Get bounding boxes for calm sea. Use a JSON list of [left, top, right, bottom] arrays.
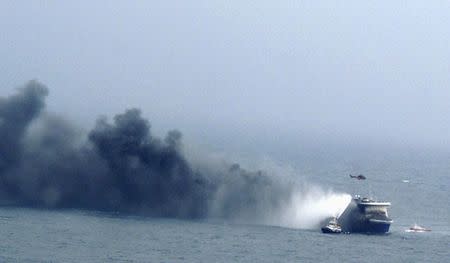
[[0, 161, 448, 262]]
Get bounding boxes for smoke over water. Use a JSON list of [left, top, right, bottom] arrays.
[[0, 81, 349, 229], [277, 190, 352, 229]]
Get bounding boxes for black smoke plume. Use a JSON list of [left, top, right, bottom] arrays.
[[0, 81, 292, 221]]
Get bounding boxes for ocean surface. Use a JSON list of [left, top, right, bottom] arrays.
[[0, 161, 449, 262]]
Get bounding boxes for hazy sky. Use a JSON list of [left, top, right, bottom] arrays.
[[1, 1, 450, 153]]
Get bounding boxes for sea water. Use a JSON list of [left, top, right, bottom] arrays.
[[0, 162, 448, 262]]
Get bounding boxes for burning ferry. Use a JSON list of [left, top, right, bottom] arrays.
[[334, 195, 393, 234]]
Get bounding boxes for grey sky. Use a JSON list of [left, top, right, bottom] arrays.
[[1, 1, 450, 153]]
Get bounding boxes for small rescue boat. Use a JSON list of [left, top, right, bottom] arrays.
[[321, 218, 342, 234], [405, 224, 431, 233]]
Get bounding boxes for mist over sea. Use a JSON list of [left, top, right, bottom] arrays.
[[0, 82, 448, 262], [2, 1, 450, 261], [0, 156, 448, 262]]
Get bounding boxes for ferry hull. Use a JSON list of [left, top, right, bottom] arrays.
[[366, 221, 391, 233]]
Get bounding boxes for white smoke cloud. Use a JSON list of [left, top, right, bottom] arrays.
[[274, 186, 351, 229]]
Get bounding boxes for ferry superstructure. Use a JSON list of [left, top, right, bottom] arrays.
[[337, 195, 393, 233]]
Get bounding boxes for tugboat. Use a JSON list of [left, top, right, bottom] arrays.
[[405, 224, 431, 233], [321, 218, 342, 234], [338, 195, 393, 234]]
